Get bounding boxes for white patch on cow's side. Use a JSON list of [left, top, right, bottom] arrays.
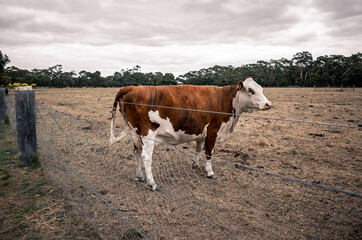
[[217, 116, 238, 143], [148, 110, 208, 146]]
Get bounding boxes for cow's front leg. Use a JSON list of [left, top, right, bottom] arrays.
[[193, 140, 204, 166], [205, 130, 217, 178], [142, 138, 157, 191], [205, 156, 214, 178]]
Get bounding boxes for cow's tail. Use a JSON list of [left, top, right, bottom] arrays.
[[110, 88, 130, 145]]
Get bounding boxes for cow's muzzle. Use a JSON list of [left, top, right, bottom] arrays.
[[264, 102, 272, 110]]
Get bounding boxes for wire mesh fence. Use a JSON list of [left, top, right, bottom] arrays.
[[4, 94, 362, 239]]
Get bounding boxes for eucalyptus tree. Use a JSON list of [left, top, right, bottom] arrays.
[[292, 51, 313, 86], [0, 51, 11, 86]]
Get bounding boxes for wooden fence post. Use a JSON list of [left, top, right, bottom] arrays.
[[0, 88, 6, 124], [15, 89, 37, 166]]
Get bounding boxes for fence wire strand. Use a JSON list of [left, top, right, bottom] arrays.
[[4, 94, 362, 239], [34, 92, 362, 129], [114, 101, 362, 129]]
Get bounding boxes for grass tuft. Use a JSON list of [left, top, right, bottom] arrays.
[[121, 228, 143, 240], [0, 168, 11, 180], [5, 115, 10, 125], [29, 155, 41, 170]]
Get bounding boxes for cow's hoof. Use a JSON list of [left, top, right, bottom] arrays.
[[149, 184, 157, 191], [207, 174, 215, 179], [136, 177, 146, 182], [147, 181, 157, 191], [192, 163, 200, 169]]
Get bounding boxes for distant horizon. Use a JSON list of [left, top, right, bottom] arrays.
[[4, 50, 361, 78]]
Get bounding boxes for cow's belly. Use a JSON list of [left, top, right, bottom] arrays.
[[148, 110, 208, 146], [154, 132, 202, 146]]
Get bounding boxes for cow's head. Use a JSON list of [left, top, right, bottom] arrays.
[[234, 77, 272, 113]]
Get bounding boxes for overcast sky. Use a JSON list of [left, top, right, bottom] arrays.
[[1, 0, 361, 76]]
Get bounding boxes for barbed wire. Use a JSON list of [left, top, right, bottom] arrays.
[[114, 101, 362, 129], [27, 89, 362, 129]]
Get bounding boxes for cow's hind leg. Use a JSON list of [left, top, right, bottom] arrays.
[[131, 135, 146, 182], [193, 140, 204, 166], [142, 136, 157, 191], [134, 145, 145, 182]]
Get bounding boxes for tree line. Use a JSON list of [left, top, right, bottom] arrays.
[[1, 51, 361, 88]]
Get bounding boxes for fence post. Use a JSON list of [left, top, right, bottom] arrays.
[[15, 89, 37, 166], [0, 88, 6, 124]]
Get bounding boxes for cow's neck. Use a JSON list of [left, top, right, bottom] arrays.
[[229, 89, 252, 132], [232, 89, 254, 114], [216, 87, 243, 140]]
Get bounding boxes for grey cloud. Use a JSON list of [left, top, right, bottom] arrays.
[[327, 15, 362, 38], [0, 3, 44, 31], [1, 0, 93, 14], [310, 0, 362, 39], [313, 0, 362, 19], [178, 0, 302, 43], [0, 0, 306, 47]]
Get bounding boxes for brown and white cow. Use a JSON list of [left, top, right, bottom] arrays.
[[110, 77, 271, 190]]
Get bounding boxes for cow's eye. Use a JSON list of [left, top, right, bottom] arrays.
[[248, 88, 255, 95]]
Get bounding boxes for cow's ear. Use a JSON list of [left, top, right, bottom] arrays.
[[238, 80, 243, 90]]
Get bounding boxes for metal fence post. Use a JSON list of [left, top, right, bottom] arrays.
[[15, 89, 37, 166], [0, 88, 6, 124]]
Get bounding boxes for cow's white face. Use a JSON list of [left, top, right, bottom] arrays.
[[234, 77, 272, 113]]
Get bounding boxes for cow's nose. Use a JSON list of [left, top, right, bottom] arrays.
[[265, 102, 272, 109]]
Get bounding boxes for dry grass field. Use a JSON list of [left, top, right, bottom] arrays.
[[35, 87, 361, 192], [17, 86, 361, 239], [0, 120, 101, 239]]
